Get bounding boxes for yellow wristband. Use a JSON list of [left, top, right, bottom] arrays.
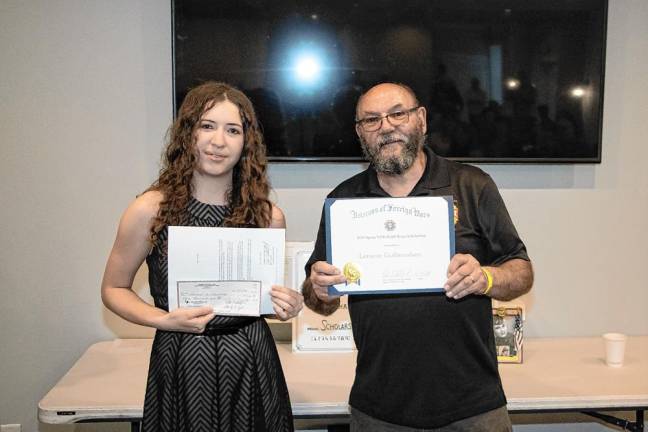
[[481, 267, 493, 295]]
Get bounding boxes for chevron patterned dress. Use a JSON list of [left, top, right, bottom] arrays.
[[143, 198, 294, 431]]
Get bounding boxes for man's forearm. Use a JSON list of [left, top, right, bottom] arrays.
[[484, 258, 533, 301], [302, 278, 340, 316]]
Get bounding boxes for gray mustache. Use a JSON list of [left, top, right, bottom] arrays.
[[377, 134, 407, 147]]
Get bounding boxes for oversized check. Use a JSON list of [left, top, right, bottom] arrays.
[[325, 196, 454, 295], [168, 226, 285, 315]]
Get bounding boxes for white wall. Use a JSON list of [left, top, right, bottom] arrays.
[[0, 1, 647, 431]]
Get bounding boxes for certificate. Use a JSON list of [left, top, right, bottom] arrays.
[[168, 226, 285, 315], [325, 196, 454, 295], [177, 280, 261, 316]]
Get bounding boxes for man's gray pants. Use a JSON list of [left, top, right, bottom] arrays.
[[350, 405, 512, 432]]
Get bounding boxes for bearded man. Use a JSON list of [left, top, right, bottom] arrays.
[[302, 83, 533, 432]]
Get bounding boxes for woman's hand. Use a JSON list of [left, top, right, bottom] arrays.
[[152, 306, 216, 333], [270, 285, 304, 321]]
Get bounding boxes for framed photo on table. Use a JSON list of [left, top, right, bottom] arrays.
[[493, 306, 524, 363]]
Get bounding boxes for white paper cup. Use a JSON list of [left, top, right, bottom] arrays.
[[602, 333, 627, 367]]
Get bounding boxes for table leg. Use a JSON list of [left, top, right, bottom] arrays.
[[636, 410, 644, 432], [583, 410, 645, 432]]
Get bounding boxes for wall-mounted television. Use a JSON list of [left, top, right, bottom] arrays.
[[172, 0, 607, 163]]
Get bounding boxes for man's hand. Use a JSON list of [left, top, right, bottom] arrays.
[[444, 253, 487, 300], [445, 255, 533, 301], [309, 261, 345, 302], [302, 261, 345, 315]]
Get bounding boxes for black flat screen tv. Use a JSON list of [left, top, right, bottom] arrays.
[[172, 0, 607, 163]]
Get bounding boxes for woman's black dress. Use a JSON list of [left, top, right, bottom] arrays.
[[142, 198, 294, 431]]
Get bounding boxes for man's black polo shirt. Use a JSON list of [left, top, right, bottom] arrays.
[[305, 146, 529, 428]]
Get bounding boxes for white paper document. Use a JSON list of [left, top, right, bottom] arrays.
[[177, 280, 261, 316], [168, 226, 285, 315], [325, 196, 454, 295]]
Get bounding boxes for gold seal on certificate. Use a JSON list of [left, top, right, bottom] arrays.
[[343, 262, 362, 285]]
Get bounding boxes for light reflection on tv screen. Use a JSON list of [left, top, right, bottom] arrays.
[[173, 0, 607, 163]]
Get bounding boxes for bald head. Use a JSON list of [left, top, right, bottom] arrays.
[[355, 83, 420, 121]]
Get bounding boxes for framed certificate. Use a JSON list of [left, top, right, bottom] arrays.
[[325, 196, 455, 295], [293, 296, 356, 352]]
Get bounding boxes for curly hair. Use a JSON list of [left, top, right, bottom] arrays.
[[146, 81, 272, 242]]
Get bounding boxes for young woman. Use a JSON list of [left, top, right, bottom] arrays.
[[101, 82, 302, 431]]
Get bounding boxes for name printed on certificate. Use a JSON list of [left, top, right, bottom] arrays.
[[177, 280, 261, 317], [168, 226, 285, 315], [325, 196, 454, 295]]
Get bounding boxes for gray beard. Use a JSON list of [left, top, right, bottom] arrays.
[[360, 128, 425, 175]]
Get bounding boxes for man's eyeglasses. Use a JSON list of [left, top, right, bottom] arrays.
[[355, 106, 420, 132]]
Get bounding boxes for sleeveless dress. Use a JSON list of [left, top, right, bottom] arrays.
[[142, 198, 294, 432]]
